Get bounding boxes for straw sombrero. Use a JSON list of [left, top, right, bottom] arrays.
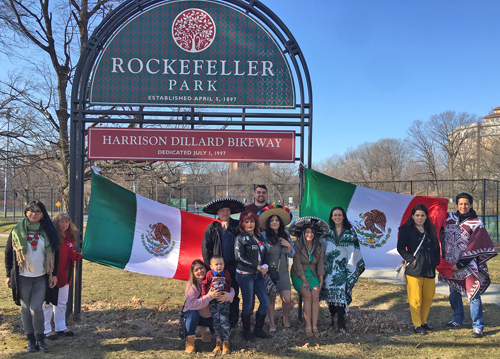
[[202, 198, 245, 215], [257, 205, 293, 230], [288, 216, 329, 238]]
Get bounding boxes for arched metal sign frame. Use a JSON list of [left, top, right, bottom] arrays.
[[69, 0, 313, 316]]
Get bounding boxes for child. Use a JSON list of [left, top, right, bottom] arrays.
[[202, 256, 232, 355], [43, 213, 82, 339]]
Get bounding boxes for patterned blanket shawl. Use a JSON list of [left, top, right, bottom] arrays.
[[438, 212, 497, 299], [320, 228, 365, 312]]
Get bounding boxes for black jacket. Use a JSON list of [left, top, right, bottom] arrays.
[[397, 224, 440, 278], [201, 218, 240, 269], [234, 231, 268, 273], [5, 232, 59, 306]]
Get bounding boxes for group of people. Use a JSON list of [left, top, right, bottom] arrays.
[[4, 188, 497, 354], [4, 200, 82, 353], [397, 193, 497, 338], [183, 185, 366, 354]]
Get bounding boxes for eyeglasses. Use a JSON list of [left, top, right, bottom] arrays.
[[28, 210, 43, 215]]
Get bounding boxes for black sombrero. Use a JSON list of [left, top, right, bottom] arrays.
[[288, 216, 329, 238], [257, 205, 293, 230], [202, 198, 245, 215]]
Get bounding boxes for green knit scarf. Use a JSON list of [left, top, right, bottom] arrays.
[[11, 218, 52, 273]]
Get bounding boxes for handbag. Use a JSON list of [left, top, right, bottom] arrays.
[[178, 301, 187, 340], [395, 232, 426, 283], [263, 272, 279, 297], [268, 255, 280, 284]]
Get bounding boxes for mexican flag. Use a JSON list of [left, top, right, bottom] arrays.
[[300, 168, 449, 269], [82, 173, 216, 280]]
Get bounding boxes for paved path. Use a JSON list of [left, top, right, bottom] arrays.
[[361, 268, 500, 305]]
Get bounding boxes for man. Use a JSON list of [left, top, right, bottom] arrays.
[[439, 192, 497, 338], [245, 185, 270, 215], [202, 198, 245, 329]]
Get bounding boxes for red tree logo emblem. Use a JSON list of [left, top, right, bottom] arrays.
[[172, 8, 216, 53]]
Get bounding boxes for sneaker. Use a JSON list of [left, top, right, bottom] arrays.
[[444, 321, 461, 329], [472, 328, 483, 338], [413, 326, 427, 335], [421, 323, 434, 330]]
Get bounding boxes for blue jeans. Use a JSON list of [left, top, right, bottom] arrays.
[[184, 310, 214, 336], [236, 272, 270, 316], [449, 286, 484, 330]]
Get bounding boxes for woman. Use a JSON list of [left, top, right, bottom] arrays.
[[320, 206, 365, 331], [258, 205, 294, 332], [234, 211, 270, 342], [183, 259, 234, 353], [44, 212, 82, 339], [4, 200, 60, 352], [289, 217, 329, 337], [397, 204, 440, 335]]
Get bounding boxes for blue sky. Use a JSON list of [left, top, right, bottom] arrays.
[[1, 0, 499, 167], [264, 0, 500, 164]]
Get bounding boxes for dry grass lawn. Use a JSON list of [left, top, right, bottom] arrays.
[[1, 230, 499, 358]]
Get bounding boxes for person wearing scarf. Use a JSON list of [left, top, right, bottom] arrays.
[[439, 193, 497, 338], [320, 206, 365, 331], [5, 200, 60, 353]]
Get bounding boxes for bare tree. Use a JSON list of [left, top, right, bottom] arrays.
[[374, 138, 409, 188], [406, 120, 443, 195], [0, 0, 118, 210], [428, 111, 477, 180], [261, 163, 298, 205]]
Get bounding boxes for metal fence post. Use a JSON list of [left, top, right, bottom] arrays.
[[482, 179, 486, 224], [13, 189, 16, 221]]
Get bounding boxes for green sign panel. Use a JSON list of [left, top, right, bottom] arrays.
[[90, 0, 295, 108]]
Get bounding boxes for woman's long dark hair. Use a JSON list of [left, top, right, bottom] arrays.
[[25, 200, 60, 251], [404, 204, 439, 249], [265, 215, 287, 246], [328, 206, 352, 230], [188, 260, 208, 291]]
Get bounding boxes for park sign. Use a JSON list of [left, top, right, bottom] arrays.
[[88, 128, 295, 162], [89, 0, 295, 108]]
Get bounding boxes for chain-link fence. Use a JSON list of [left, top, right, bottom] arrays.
[[0, 188, 63, 220], [132, 182, 301, 215], [3, 178, 498, 242]]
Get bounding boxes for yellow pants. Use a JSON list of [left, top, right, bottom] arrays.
[[405, 275, 435, 327]]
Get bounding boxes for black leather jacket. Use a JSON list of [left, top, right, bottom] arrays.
[[235, 231, 268, 273], [201, 217, 240, 269]]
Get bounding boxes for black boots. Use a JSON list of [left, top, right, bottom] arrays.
[[329, 304, 347, 330], [26, 333, 37, 352], [337, 306, 347, 330], [329, 304, 337, 326], [36, 334, 49, 352], [241, 314, 255, 342], [253, 313, 270, 339]]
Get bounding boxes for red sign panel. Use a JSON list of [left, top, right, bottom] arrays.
[[88, 128, 295, 162]]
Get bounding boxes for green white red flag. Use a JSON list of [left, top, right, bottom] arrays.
[[82, 173, 216, 280], [300, 167, 449, 269]]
